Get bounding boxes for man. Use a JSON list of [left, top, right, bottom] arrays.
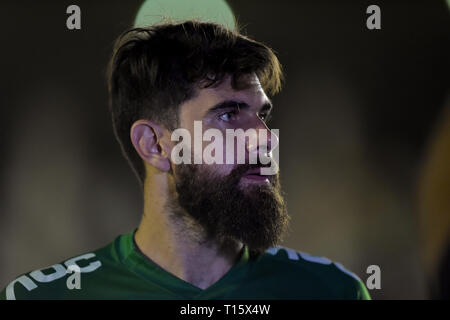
[[1, 21, 370, 300]]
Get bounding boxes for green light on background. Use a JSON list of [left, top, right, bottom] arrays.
[[134, 0, 236, 30]]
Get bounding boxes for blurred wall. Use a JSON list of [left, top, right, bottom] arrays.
[[0, 0, 449, 299]]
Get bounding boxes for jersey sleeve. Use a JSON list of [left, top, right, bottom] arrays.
[[333, 263, 371, 300], [0, 274, 35, 300], [355, 277, 371, 300], [264, 246, 373, 300]]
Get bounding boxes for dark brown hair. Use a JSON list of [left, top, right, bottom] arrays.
[[107, 20, 283, 185]]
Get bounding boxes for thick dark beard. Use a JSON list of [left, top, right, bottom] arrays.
[[171, 163, 289, 254]]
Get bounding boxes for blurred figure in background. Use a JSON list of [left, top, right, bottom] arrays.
[[418, 96, 450, 299]]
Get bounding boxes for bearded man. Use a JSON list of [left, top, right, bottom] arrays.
[[1, 21, 370, 300]]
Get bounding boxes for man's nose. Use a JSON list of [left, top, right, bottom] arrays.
[[245, 120, 279, 158]]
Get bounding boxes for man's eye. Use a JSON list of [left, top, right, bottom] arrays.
[[219, 111, 237, 122]]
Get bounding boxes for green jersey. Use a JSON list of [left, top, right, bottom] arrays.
[[1, 230, 371, 300]]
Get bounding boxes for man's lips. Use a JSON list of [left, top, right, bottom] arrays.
[[242, 167, 270, 181]]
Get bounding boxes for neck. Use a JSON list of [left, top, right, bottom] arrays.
[[134, 170, 244, 290]]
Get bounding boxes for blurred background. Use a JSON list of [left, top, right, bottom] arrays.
[[0, 0, 449, 299]]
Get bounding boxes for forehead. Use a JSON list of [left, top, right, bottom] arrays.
[[179, 74, 268, 123]]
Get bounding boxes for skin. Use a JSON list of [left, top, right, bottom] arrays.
[[131, 74, 278, 290]]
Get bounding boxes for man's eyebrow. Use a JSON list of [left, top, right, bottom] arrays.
[[206, 99, 273, 115], [207, 100, 250, 113]]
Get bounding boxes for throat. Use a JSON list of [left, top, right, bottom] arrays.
[[134, 215, 244, 290]]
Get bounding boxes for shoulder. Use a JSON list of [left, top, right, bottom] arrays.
[[253, 246, 371, 299], [0, 235, 126, 300]]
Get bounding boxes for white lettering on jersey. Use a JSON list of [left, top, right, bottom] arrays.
[[298, 252, 332, 265], [266, 246, 362, 282], [5, 252, 102, 300], [335, 262, 362, 282], [29, 264, 67, 283], [266, 246, 300, 260], [6, 275, 37, 300], [64, 253, 102, 273]]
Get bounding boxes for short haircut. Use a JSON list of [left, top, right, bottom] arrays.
[[107, 20, 283, 185]]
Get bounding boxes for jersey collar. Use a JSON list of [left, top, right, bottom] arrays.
[[116, 229, 251, 299]]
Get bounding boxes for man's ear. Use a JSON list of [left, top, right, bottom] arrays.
[[130, 120, 171, 172]]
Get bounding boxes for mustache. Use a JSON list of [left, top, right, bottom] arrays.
[[173, 162, 279, 190], [226, 163, 277, 186], [230, 163, 268, 177]]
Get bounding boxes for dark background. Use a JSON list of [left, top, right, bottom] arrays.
[[0, 0, 449, 299]]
